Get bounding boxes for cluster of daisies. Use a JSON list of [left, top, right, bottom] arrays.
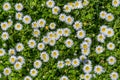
[[0, 0, 119, 80]]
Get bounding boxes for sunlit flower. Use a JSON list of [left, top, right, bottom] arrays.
[[23, 15, 32, 24], [46, 0, 55, 8], [15, 43, 24, 52], [15, 3, 23, 11], [1, 32, 9, 40], [59, 13, 66, 22], [77, 29, 86, 39], [83, 64, 92, 73], [9, 55, 16, 64], [24, 76, 32, 80], [73, 21, 82, 30], [100, 25, 108, 35], [99, 11, 107, 19], [94, 65, 104, 75], [107, 56, 116, 65], [14, 62, 22, 70], [28, 39, 36, 48], [49, 22, 56, 30], [31, 21, 39, 29], [57, 61, 64, 68], [52, 6, 60, 15], [83, 0, 89, 6], [37, 43, 45, 51], [8, 48, 16, 55], [37, 19, 46, 28], [72, 58, 80, 67], [51, 50, 59, 59], [17, 56, 25, 64], [84, 73, 92, 80], [3, 2, 11, 11], [112, 0, 120, 7], [1, 22, 9, 31], [95, 45, 104, 54], [30, 68, 38, 77], [110, 72, 119, 80], [40, 52, 49, 62], [105, 13, 114, 22], [0, 48, 6, 57], [15, 12, 23, 20], [60, 75, 69, 80], [65, 58, 71, 66], [105, 28, 114, 37], [74, 1, 83, 9], [63, 28, 71, 37], [65, 16, 74, 25], [14, 23, 23, 31], [33, 60, 42, 69], [97, 33, 106, 43], [107, 42, 115, 50], [63, 5, 71, 13], [65, 38, 74, 48], [3, 67, 11, 76]]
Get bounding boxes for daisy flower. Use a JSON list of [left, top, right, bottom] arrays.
[[65, 38, 74, 48], [24, 76, 32, 80], [63, 5, 72, 13], [8, 48, 16, 55], [15, 3, 23, 11], [37, 43, 45, 51], [40, 52, 49, 62], [110, 72, 119, 80], [84, 74, 92, 80], [1, 22, 9, 31], [99, 11, 107, 19], [42, 36, 50, 44], [23, 15, 32, 24], [77, 29, 86, 39], [79, 55, 87, 61], [51, 50, 59, 59], [65, 16, 74, 25], [17, 56, 25, 64], [0, 48, 6, 57], [37, 19, 46, 28], [32, 29, 40, 37], [54, 32, 60, 40], [46, 0, 55, 8], [67, 2, 75, 10], [83, 64, 92, 73], [57, 28, 63, 36], [49, 22, 56, 30], [59, 13, 66, 22], [60, 75, 69, 80], [81, 49, 90, 56], [65, 58, 71, 66], [105, 13, 114, 22], [14, 23, 23, 31], [15, 43, 24, 52], [107, 42, 115, 50], [47, 32, 55, 39], [52, 6, 60, 15], [100, 25, 108, 35], [3, 67, 11, 76], [71, 58, 80, 67], [15, 12, 23, 20], [7, 19, 13, 28], [80, 42, 89, 49], [107, 56, 116, 65], [57, 61, 64, 68], [9, 55, 16, 64], [33, 60, 42, 69], [28, 39, 36, 48], [94, 65, 104, 75], [31, 21, 39, 29], [73, 21, 82, 30], [105, 28, 114, 37], [1, 32, 9, 40], [74, 1, 83, 9], [14, 62, 22, 70], [82, 0, 89, 6], [49, 39, 56, 46], [95, 45, 104, 54], [80, 74, 84, 79], [63, 28, 71, 37], [84, 37, 92, 45], [97, 33, 106, 43], [30, 68, 38, 77], [112, 0, 120, 7], [3, 2, 11, 11]]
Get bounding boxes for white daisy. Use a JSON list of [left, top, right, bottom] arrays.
[[71, 58, 80, 67], [51, 50, 59, 59], [1, 22, 9, 31], [80, 42, 90, 49], [97, 33, 106, 43], [84, 74, 92, 80], [14, 23, 23, 31], [49, 39, 56, 46], [65, 38, 74, 48], [37, 43, 45, 51], [107, 42, 115, 50], [99, 11, 107, 19], [3, 2, 11, 11], [59, 13, 66, 22], [112, 0, 120, 7], [46, 0, 55, 8], [57, 28, 63, 36], [95, 45, 104, 54], [3, 67, 11, 76], [32, 29, 40, 37], [79, 55, 87, 61], [24, 76, 32, 80], [81, 49, 90, 56], [7, 19, 13, 28], [8, 48, 16, 55], [65, 16, 74, 25], [37, 19, 46, 28], [15, 43, 24, 52], [63, 28, 71, 37], [74, 1, 83, 9], [65, 58, 71, 66], [110, 72, 119, 80], [31, 21, 39, 29], [47, 32, 55, 39], [84, 37, 92, 45], [54, 32, 60, 40], [42, 36, 50, 44], [105, 28, 114, 37], [17, 56, 25, 64], [73, 21, 82, 30], [28, 39, 36, 48], [30, 68, 38, 77], [83, 64, 92, 73], [15, 3, 23, 11], [0, 48, 6, 57], [105, 13, 114, 22], [33, 60, 42, 69], [40, 52, 49, 62], [100, 25, 108, 35], [1, 32, 9, 40], [63, 5, 71, 13], [49, 22, 56, 30], [94, 65, 104, 75], [23, 15, 32, 24], [9, 55, 16, 64], [57, 61, 64, 68], [77, 29, 86, 39], [107, 56, 116, 65], [60, 75, 69, 80], [14, 62, 22, 70], [52, 6, 60, 15], [15, 12, 23, 20], [82, 0, 89, 6]]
